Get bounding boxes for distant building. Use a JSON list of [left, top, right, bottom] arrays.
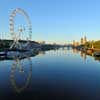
[[76, 42, 79, 46], [72, 35, 87, 46], [83, 36, 87, 44], [73, 40, 79, 47], [81, 37, 84, 45], [38, 41, 46, 45], [73, 40, 75, 46], [80, 36, 87, 45]]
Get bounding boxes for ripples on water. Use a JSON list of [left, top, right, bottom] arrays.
[[0, 48, 100, 100]]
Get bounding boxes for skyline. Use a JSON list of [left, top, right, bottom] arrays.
[[0, 0, 100, 44]]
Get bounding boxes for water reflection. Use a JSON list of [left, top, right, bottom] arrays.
[[45, 47, 68, 56], [80, 51, 87, 61], [72, 48, 100, 62], [1, 48, 100, 100], [73, 48, 80, 54], [10, 56, 32, 93], [38, 51, 45, 56]]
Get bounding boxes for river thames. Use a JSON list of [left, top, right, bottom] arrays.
[[0, 48, 100, 100]]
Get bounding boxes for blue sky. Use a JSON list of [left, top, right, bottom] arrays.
[[0, 0, 100, 43]]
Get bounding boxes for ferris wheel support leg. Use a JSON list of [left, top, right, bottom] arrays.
[[10, 42, 16, 49]]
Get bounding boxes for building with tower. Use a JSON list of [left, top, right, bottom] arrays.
[[80, 36, 87, 45]]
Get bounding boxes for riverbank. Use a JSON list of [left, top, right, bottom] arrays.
[[0, 40, 62, 51], [0, 40, 63, 60], [74, 44, 100, 57]]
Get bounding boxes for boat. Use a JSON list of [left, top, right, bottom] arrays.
[[0, 52, 7, 56], [93, 52, 100, 57]]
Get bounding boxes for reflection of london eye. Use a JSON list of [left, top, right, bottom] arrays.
[[10, 57, 32, 93], [9, 8, 32, 49]]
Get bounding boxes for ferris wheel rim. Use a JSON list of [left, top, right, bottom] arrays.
[[9, 8, 32, 49]]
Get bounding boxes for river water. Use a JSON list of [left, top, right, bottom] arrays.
[[0, 48, 100, 100]]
